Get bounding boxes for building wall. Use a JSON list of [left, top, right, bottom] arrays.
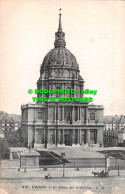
[[97, 128, 103, 146], [0, 111, 21, 132], [104, 115, 125, 131], [21, 156, 39, 168], [87, 105, 104, 125], [21, 103, 104, 148], [103, 130, 118, 147]]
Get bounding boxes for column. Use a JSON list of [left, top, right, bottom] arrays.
[[62, 129, 64, 144], [34, 109, 36, 123], [47, 129, 50, 145], [77, 130, 80, 145], [28, 126, 34, 148], [96, 129, 99, 144], [85, 108, 88, 124], [57, 129, 60, 144], [54, 106, 56, 122], [62, 84, 65, 97], [49, 84, 52, 97], [59, 129, 62, 144], [57, 105, 59, 123], [35, 129, 38, 144], [79, 107, 80, 121], [79, 129, 81, 145], [44, 129, 45, 144], [77, 107, 79, 121], [62, 106, 64, 121], [61, 129, 63, 144], [74, 84, 76, 97], [55, 129, 56, 144], [72, 107, 74, 122], [51, 84, 54, 98], [72, 129, 75, 145], [41, 80, 43, 98], [80, 85, 83, 97], [63, 84, 65, 97], [86, 129, 90, 146]]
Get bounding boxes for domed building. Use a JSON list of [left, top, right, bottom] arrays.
[[21, 14, 104, 148]]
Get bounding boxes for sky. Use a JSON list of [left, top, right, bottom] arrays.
[[0, 0, 125, 116]]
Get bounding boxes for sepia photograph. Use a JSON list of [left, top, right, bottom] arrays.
[[0, 0, 125, 193]]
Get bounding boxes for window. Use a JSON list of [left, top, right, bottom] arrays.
[[56, 87, 61, 97], [57, 70, 60, 77], [67, 70, 70, 77], [60, 107, 63, 121], [38, 112, 43, 119], [67, 87, 71, 97], [64, 107, 72, 124], [74, 107, 78, 121], [90, 113, 95, 120]]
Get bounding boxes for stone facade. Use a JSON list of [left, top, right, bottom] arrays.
[[21, 14, 104, 148], [118, 128, 125, 147], [20, 148, 40, 168]]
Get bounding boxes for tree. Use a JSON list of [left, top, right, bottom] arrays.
[[0, 138, 10, 159], [4, 127, 25, 147]]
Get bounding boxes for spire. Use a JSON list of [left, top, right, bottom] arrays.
[[54, 9, 66, 48], [58, 13, 62, 31]]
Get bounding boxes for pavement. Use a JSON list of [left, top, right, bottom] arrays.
[[0, 168, 125, 179], [1, 167, 125, 194]]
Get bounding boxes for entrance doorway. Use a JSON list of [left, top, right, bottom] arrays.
[[90, 130, 97, 144], [64, 134, 72, 146]]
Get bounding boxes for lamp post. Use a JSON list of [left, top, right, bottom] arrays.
[[105, 151, 110, 172], [105, 151, 107, 170], [20, 155, 21, 169], [55, 101, 58, 147], [118, 164, 120, 176], [45, 100, 48, 148], [61, 153, 65, 177]]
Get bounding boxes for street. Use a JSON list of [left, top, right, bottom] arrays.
[[0, 176, 125, 194]]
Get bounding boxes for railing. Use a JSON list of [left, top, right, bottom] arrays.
[[1, 157, 125, 170], [39, 158, 125, 169]]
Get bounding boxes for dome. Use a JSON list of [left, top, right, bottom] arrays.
[[41, 47, 78, 69], [40, 13, 79, 71], [37, 12, 84, 98], [39, 13, 83, 81]]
